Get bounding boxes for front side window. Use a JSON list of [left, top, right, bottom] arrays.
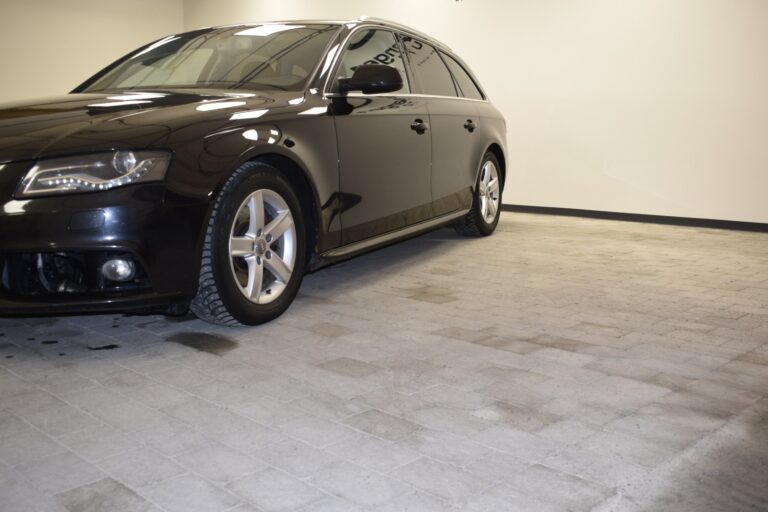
[[333, 29, 410, 94], [84, 24, 339, 92], [441, 52, 484, 100], [402, 38, 457, 97]]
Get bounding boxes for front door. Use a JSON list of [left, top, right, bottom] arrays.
[[329, 28, 432, 245]]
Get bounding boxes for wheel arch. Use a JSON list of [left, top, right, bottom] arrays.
[[203, 151, 322, 268], [486, 143, 506, 188], [251, 153, 320, 266]]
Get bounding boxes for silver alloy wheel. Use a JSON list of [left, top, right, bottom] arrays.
[[478, 160, 501, 223], [228, 189, 297, 304]]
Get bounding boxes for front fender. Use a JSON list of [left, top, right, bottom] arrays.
[[164, 106, 341, 267]]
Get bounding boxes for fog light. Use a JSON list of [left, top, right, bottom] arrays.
[[101, 258, 135, 282]]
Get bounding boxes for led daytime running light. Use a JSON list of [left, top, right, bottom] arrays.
[[17, 150, 169, 197]]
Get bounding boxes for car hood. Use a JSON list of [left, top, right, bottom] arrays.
[[0, 90, 305, 164]]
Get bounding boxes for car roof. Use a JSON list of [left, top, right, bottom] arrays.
[[205, 17, 452, 52]]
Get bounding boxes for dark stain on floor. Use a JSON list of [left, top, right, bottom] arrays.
[[41, 340, 58, 345], [164, 312, 198, 323], [136, 313, 196, 330], [54, 330, 84, 338], [87, 344, 120, 351], [636, 406, 768, 511], [24, 318, 59, 327], [137, 320, 170, 329], [165, 332, 238, 355]]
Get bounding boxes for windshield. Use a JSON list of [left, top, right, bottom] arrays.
[[84, 24, 339, 93]]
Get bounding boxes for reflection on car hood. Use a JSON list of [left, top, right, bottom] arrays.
[[0, 90, 303, 164]]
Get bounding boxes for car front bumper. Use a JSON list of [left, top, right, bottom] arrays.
[[0, 170, 207, 316]]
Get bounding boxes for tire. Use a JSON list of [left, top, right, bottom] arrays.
[[191, 161, 306, 326], [454, 151, 503, 237]]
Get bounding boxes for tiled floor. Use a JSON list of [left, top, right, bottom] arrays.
[[1, 212, 767, 512]]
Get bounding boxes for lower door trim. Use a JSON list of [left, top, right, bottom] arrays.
[[321, 209, 469, 260]]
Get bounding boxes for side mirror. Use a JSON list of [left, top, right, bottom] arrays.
[[338, 64, 403, 95]]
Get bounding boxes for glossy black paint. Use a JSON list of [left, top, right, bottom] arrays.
[[0, 19, 507, 316]]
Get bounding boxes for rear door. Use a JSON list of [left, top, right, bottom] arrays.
[[402, 37, 481, 216], [329, 28, 432, 245]]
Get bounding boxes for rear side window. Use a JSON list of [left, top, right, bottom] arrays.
[[402, 37, 457, 97], [334, 29, 410, 94], [441, 52, 484, 100]]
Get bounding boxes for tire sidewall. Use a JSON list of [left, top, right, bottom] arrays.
[[474, 152, 502, 236], [210, 165, 306, 325]]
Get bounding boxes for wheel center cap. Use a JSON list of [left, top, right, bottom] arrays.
[[254, 239, 268, 255]]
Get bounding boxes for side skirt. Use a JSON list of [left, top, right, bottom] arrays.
[[308, 209, 469, 271]]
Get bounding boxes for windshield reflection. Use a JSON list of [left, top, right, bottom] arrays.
[[84, 24, 339, 94]]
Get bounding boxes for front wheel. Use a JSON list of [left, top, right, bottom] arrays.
[[191, 162, 306, 326], [454, 152, 502, 236]]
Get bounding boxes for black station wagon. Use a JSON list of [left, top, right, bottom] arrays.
[[0, 17, 507, 325]]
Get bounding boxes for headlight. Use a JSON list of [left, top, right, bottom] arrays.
[[16, 150, 170, 197]]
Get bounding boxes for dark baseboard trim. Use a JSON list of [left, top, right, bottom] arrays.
[[501, 204, 768, 233]]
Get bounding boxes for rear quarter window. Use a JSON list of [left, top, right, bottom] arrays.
[[441, 52, 484, 100], [402, 37, 457, 97]]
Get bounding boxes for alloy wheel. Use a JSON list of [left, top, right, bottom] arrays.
[[228, 189, 297, 304], [478, 160, 501, 223]]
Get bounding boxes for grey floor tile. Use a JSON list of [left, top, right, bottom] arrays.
[[21, 403, 99, 437], [504, 464, 613, 510], [1, 472, 69, 512], [326, 433, 420, 473], [175, 442, 267, 484], [389, 457, 488, 502], [537, 419, 599, 445], [142, 473, 242, 512], [578, 430, 673, 468], [403, 429, 492, 466], [16, 451, 107, 494], [0, 428, 67, 466], [458, 483, 561, 512], [57, 424, 136, 463], [470, 426, 561, 462], [0, 411, 29, 438], [290, 392, 370, 421], [254, 438, 340, 478], [226, 393, 306, 426], [464, 452, 531, 484], [315, 357, 382, 378], [55, 478, 154, 512], [297, 496, 360, 512], [3, 213, 768, 510], [277, 413, 357, 448], [212, 422, 286, 455], [98, 447, 186, 488], [368, 491, 449, 512], [342, 410, 423, 443], [309, 460, 413, 507], [228, 467, 327, 511]]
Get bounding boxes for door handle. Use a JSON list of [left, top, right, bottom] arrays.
[[410, 119, 428, 135], [464, 119, 477, 133]]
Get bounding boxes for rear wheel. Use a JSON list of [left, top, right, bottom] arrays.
[[191, 162, 306, 326], [454, 152, 502, 236]]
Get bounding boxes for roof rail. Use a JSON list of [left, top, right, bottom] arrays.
[[356, 16, 452, 50]]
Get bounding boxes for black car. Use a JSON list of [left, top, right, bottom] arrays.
[[0, 18, 507, 325]]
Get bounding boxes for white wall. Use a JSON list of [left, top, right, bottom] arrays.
[[0, 0, 184, 102], [185, 0, 768, 224], [2, 0, 767, 223]]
